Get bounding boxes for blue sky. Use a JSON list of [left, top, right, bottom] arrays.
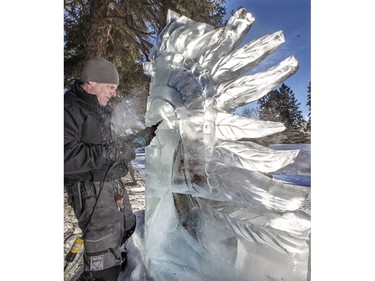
[[224, 0, 311, 118]]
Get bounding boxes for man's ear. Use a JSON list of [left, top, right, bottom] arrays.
[[87, 81, 95, 86]]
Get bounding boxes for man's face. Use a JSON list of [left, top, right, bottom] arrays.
[[87, 82, 118, 106]]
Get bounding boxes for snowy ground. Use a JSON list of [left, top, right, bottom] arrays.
[[64, 146, 310, 281]]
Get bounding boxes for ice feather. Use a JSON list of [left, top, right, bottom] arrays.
[[214, 56, 299, 111], [215, 112, 286, 140], [211, 31, 286, 83], [213, 141, 299, 173]]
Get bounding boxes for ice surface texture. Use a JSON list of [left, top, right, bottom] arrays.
[[139, 8, 311, 281]]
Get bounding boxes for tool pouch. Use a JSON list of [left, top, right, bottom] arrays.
[[84, 229, 123, 272]]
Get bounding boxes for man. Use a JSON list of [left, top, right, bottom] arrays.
[[64, 57, 158, 280]]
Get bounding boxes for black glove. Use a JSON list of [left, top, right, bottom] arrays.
[[132, 122, 161, 147]]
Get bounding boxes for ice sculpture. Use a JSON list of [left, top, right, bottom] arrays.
[[137, 8, 311, 281]]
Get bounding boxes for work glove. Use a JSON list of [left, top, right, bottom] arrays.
[[131, 122, 161, 148], [103, 121, 161, 162]]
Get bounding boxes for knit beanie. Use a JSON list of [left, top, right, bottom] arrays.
[[81, 58, 120, 85]]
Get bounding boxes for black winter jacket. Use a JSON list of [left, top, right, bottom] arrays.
[[64, 82, 129, 184]]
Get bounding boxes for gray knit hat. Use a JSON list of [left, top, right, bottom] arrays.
[[81, 58, 120, 85]]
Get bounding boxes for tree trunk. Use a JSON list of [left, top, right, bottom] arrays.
[[85, 0, 113, 58]]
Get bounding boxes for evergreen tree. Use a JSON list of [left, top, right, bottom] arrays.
[[281, 84, 306, 131], [64, 0, 227, 115], [305, 81, 311, 133], [239, 106, 259, 119], [257, 83, 307, 144]]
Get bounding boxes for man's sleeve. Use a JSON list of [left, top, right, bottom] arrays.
[[64, 103, 107, 175]]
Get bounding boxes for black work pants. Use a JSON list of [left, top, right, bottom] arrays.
[[66, 179, 136, 280]]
